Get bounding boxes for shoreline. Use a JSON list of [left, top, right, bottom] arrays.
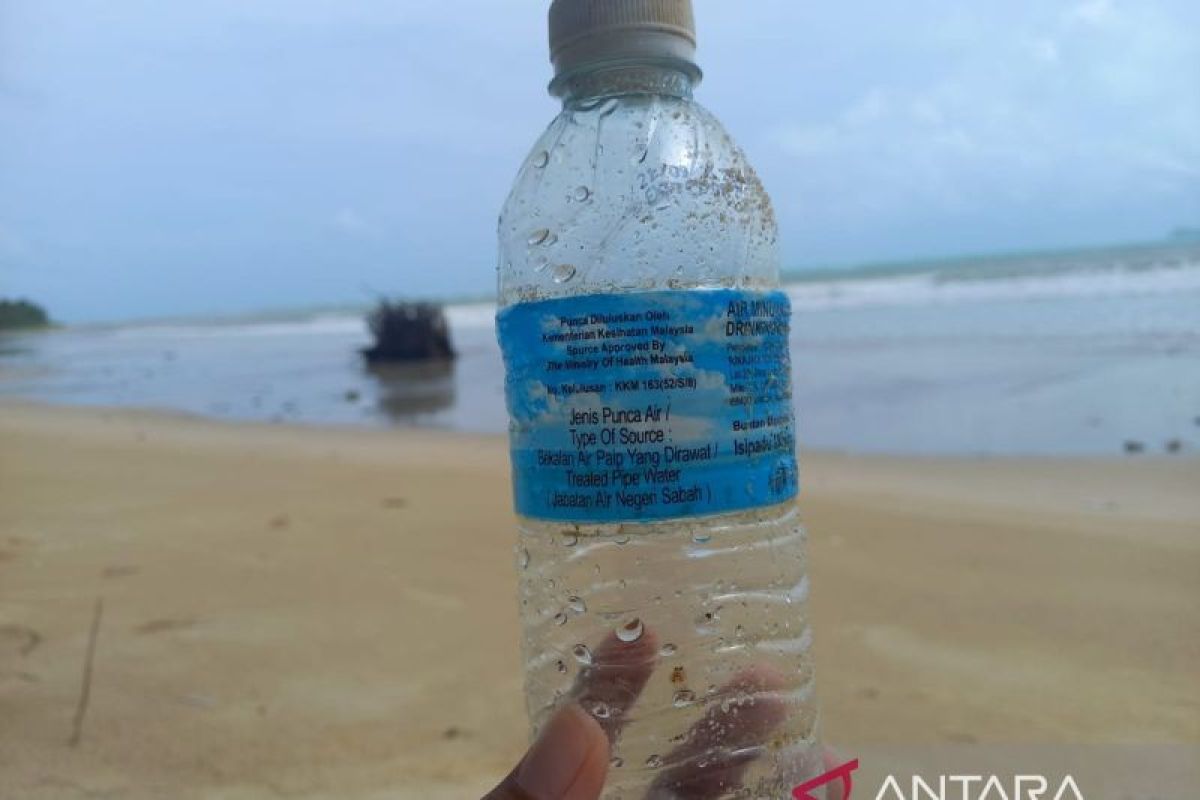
[[5, 263, 1198, 459], [2, 401, 1197, 798], [5, 394, 1199, 464], [8, 398, 1200, 529]]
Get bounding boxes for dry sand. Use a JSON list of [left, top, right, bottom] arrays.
[[1, 402, 1197, 798]]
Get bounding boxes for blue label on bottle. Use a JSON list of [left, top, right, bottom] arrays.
[[497, 289, 798, 522]]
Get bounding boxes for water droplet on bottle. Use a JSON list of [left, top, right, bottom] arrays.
[[610, 756, 624, 768], [673, 689, 697, 707], [560, 531, 579, 547], [572, 644, 593, 665], [660, 643, 677, 657], [567, 596, 586, 615], [556, 659, 567, 674], [645, 754, 663, 769], [633, 145, 649, 164], [552, 263, 577, 283], [614, 533, 631, 545], [553, 612, 568, 626], [692, 531, 711, 544], [616, 618, 644, 643], [591, 701, 610, 719], [574, 185, 591, 202], [528, 228, 550, 246], [735, 624, 746, 639], [533, 256, 549, 272], [532, 150, 549, 168], [517, 548, 530, 569]]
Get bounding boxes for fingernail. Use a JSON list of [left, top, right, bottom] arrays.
[[516, 704, 604, 799]]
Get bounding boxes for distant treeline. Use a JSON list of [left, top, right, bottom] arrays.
[[0, 298, 51, 330]]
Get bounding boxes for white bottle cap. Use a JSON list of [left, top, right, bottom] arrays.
[[548, 0, 700, 89]]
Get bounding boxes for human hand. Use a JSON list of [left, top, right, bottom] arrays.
[[483, 624, 834, 800]]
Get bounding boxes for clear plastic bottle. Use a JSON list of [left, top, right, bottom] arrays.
[[496, 2, 821, 797]]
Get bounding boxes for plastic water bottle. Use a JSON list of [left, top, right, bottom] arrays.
[[496, 2, 822, 797]]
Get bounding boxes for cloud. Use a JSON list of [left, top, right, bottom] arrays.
[[0, 223, 30, 264], [843, 88, 890, 127], [1124, 149, 1200, 180], [770, 124, 838, 159], [761, 0, 1198, 244], [330, 208, 374, 238], [1025, 37, 1061, 65], [2, 0, 1196, 319], [1067, 0, 1118, 27], [769, 86, 988, 164]]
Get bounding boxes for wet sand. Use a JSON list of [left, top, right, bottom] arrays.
[[1, 402, 1197, 798]]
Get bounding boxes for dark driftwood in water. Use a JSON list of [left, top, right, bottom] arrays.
[[361, 301, 456, 364]]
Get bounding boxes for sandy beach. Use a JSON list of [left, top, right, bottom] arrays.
[[1, 401, 1197, 799]]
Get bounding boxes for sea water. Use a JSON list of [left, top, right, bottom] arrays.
[[1, 249, 1197, 458]]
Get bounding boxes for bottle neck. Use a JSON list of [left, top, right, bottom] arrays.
[[553, 62, 697, 107]]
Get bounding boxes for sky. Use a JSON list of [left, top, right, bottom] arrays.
[[1, 0, 1197, 323]]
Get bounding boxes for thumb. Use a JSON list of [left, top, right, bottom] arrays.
[[483, 703, 610, 800]]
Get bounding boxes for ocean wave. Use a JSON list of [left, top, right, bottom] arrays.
[[109, 313, 367, 339], [784, 262, 1200, 311], [444, 261, 1200, 324], [445, 302, 500, 330], [101, 256, 1200, 337]]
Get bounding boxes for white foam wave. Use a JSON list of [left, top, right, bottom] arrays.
[[104, 261, 1200, 339], [445, 301, 499, 330], [111, 314, 366, 339], [785, 263, 1200, 311]]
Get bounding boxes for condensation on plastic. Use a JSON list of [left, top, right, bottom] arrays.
[[497, 65, 823, 799]]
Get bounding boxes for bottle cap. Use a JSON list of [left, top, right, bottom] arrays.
[[548, 0, 700, 90]]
